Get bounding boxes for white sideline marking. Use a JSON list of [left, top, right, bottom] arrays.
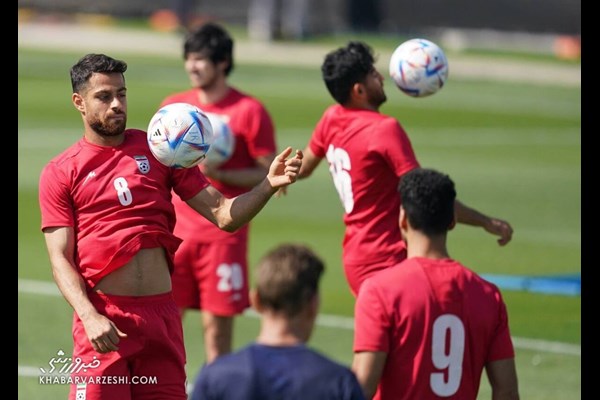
[[18, 279, 580, 357], [19, 366, 41, 377]]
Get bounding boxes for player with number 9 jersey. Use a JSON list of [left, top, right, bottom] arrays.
[[351, 168, 518, 400], [353, 258, 515, 399]]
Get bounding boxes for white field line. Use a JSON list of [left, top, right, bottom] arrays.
[[19, 278, 580, 358]]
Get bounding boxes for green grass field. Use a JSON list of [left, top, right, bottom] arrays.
[[18, 40, 580, 400]]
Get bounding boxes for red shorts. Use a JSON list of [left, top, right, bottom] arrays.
[[69, 291, 187, 400], [344, 249, 407, 296], [171, 234, 250, 316]]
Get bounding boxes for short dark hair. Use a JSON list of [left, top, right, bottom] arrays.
[[322, 41, 376, 104], [398, 168, 456, 235], [255, 244, 324, 317], [183, 22, 234, 76], [70, 53, 127, 93]]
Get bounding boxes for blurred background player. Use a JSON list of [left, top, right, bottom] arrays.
[[159, 22, 279, 364], [38, 53, 303, 400], [352, 167, 520, 400], [298, 41, 513, 296], [190, 243, 366, 400]]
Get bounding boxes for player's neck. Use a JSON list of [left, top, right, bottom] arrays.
[[405, 232, 450, 260], [256, 314, 310, 347], [197, 80, 230, 105], [83, 129, 124, 147]]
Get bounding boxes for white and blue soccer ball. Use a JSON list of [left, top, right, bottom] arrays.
[[389, 38, 449, 98], [204, 113, 235, 167], [147, 102, 214, 168]]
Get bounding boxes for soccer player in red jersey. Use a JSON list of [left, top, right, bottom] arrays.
[[352, 168, 519, 400], [298, 41, 513, 295], [158, 22, 279, 365], [38, 53, 302, 400]]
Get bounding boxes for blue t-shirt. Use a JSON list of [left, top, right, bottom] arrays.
[[191, 343, 366, 400]]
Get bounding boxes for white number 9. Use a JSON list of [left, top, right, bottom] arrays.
[[430, 314, 465, 396]]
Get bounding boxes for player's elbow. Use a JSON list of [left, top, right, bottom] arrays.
[[214, 217, 239, 233], [220, 223, 239, 233]]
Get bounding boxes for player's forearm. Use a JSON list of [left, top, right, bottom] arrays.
[[455, 199, 491, 227], [51, 259, 98, 321], [211, 167, 268, 188], [218, 178, 277, 232]]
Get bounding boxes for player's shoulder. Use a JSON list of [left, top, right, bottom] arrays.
[[359, 258, 426, 296], [302, 346, 355, 374], [43, 138, 86, 172], [229, 87, 268, 110], [204, 344, 254, 372], [375, 113, 404, 132], [471, 269, 504, 294]]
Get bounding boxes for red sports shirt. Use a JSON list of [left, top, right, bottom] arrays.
[[309, 105, 420, 266], [160, 87, 276, 242], [38, 129, 210, 288], [354, 258, 515, 400]]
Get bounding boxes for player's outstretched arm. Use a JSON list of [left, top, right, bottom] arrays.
[[43, 227, 127, 353], [455, 200, 513, 246], [187, 147, 303, 232]]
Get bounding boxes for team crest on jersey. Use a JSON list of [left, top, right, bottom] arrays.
[[134, 155, 150, 174]]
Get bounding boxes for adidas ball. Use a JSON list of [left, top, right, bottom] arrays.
[[147, 103, 213, 168], [389, 38, 449, 98], [204, 113, 235, 167]]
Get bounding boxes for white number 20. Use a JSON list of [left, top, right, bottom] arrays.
[[430, 314, 465, 397], [216, 263, 244, 292]]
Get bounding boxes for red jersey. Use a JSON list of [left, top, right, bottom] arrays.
[[160, 87, 276, 242], [38, 129, 210, 288], [354, 258, 515, 400], [309, 105, 419, 266]]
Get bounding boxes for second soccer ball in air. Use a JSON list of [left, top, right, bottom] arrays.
[[204, 113, 235, 167]]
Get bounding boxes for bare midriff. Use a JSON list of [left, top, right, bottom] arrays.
[[93, 247, 171, 296]]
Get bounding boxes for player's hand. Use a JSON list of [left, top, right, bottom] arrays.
[[81, 312, 128, 353], [485, 218, 513, 246], [267, 147, 303, 189]]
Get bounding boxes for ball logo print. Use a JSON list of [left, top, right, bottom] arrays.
[[147, 102, 214, 168], [389, 38, 449, 98]]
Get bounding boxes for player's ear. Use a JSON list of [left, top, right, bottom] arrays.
[[250, 289, 263, 312], [399, 206, 408, 230], [72, 93, 85, 112], [448, 213, 457, 231], [352, 82, 365, 97]]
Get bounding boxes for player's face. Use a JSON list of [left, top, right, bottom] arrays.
[[81, 72, 127, 137], [184, 52, 221, 90], [364, 67, 386, 108]]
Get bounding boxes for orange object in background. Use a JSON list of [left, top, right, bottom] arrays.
[[149, 9, 181, 32], [554, 35, 581, 61]]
